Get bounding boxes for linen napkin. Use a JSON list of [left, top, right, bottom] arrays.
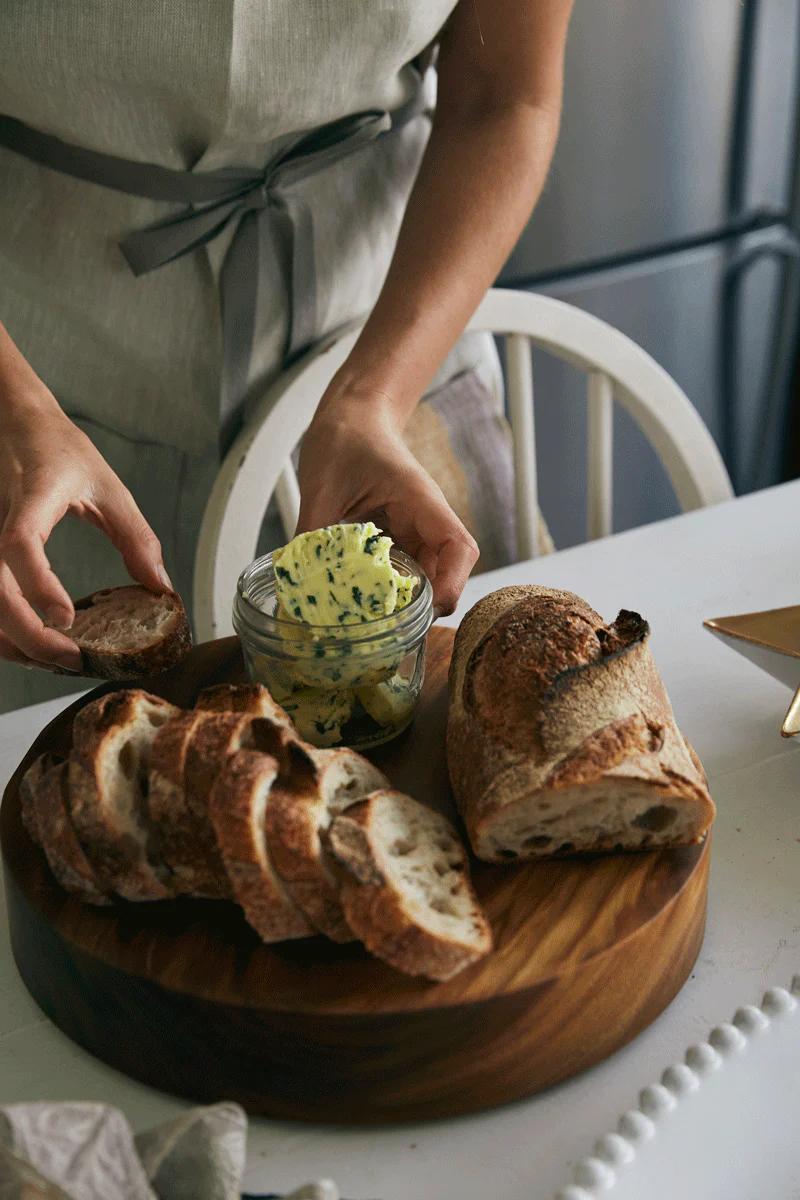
[[0, 1101, 339, 1200]]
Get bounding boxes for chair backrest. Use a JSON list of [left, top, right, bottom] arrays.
[[194, 287, 733, 640]]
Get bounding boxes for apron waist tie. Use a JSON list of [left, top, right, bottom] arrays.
[[0, 73, 427, 446]]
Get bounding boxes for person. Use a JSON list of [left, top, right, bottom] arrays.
[[0, 0, 573, 711]]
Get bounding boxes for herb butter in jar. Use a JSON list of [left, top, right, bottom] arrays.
[[233, 523, 433, 749]]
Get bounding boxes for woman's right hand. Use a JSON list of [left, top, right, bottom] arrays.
[[0, 329, 170, 670]]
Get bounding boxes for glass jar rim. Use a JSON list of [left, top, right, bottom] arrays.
[[234, 547, 433, 649]]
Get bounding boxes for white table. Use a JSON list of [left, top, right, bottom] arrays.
[[1, 481, 798, 1200]]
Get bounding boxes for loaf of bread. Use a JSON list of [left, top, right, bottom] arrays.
[[447, 585, 715, 862]]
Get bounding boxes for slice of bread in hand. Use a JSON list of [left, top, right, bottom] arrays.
[[68, 689, 180, 900], [65, 585, 191, 680], [32, 758, 112, 905], [327, 789, 492, 981], [208, 749, 314, 942], [266, 748, 390, 943], [196, 683, 292, 729]]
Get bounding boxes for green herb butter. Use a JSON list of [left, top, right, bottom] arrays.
[[272, 522, 417, 626], [268, 522, 420, 745]]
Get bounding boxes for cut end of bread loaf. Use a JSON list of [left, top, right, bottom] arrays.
[[65, 586, 191, 679], [328, 790, 492, 981], [474, 777, 714, 862]]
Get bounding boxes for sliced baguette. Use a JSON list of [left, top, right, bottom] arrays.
[[266, 748, 390, 942], [68, 689, 180, 900], [32, 759, 111, 906], [64, 585, 191, 680], [327, 789, 492, 981], [208, 750, 314, 942], [196, 683, 292, 729]]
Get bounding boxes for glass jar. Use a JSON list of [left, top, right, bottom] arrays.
[[233, 549, 433, 750]]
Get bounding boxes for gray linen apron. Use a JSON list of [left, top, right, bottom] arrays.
[[0, 1, 520, 713]]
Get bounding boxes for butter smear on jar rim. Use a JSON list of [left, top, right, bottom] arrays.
[[233, 523, 433, 750]]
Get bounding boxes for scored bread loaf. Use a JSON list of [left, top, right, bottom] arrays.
[[208, 749, 314, 942], [327, 789, 492, 981], [68, 689, 180, 899], [266, 749, 389, 942], [447, 585, 715, 862], [63, 586, 191, 679]]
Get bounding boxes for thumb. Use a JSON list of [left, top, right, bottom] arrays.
[[90, 478, 172, 593]]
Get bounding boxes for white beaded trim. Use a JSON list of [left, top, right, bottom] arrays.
[[553, 976, 800, 1199]]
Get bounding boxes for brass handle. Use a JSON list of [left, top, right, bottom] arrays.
[[781, 684, 800, 738]]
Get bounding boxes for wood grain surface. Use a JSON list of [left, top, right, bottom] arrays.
[[0, 627, 709, 1122]]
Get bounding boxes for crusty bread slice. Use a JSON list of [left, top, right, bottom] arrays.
[[147, 709, 213, 896], [208, 750, 314, 942], [196, 683, 292, 729], [68, 689, 180, 900], [32, 759, 111, 906], [447, 586, 715, 861], [266, 748, 390, 942], [19, 753, 56, 846], [64, 585, 191, 680], [327, 790, 492, 981]]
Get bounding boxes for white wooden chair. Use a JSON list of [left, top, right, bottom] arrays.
[[193, 288, 734, 640]]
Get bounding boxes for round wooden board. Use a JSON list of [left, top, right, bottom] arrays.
[[0, 627, 709, 1124]]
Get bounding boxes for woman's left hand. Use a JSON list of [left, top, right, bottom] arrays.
[[297, 397, 478, 617]]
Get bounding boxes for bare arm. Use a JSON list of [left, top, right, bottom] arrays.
[[299, 0, 574, 610]]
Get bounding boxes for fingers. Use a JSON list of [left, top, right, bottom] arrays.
[[89, 478, 172, 593], [0, 495, 75, 630], [403, 476, 479, 616], [0, 564, 81, 670], [426, 530, 479, 616]]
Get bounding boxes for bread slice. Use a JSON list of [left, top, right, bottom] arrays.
[[147, 709, 213, 896], [195, 683, 292, 729], [266, 748, 390, 942], [64, 585, 191, 679], [327, 790, 492, 981], [208, 750, 314, 942], [19, 753, 56, 846], [68, 689, 180, 900], [32, 759, 112, 906], [447, 586, 715, 861]]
